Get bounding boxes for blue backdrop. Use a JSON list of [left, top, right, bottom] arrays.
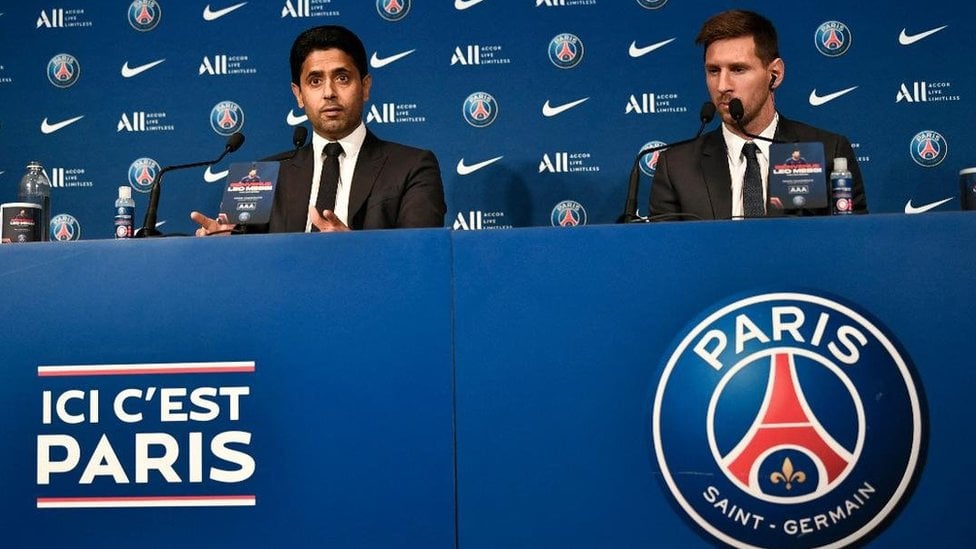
[[0, 0, 972, 238]]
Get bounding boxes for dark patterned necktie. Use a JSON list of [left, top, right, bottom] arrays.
[[741, 142, 765, 217], [315, 142, 344, 212]]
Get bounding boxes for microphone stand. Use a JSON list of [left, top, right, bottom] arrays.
[[618, 102, 716, 223], [135, 133, 244, 238]]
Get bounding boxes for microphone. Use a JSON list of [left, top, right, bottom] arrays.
[[617, 101, 717, 223], [135, 132, 245, 238], [728, 99, 785, 144], [261, 126, 309, 162]]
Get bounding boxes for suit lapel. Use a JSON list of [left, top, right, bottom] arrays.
[[279, 145, 314, 232], [700, 130, 733, 219], [773, 116, 799, 142], [347, 131, 386, 225]]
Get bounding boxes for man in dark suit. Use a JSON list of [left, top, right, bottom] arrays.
[[650, 10, 867, 220], [192, 25, 445, 234]]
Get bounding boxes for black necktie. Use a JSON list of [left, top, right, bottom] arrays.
[[315, 142, 344, 213], [741, 142, 765, 217]]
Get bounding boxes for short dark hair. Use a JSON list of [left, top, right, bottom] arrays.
[[289, 25, 368, 85], [695, 10, 780, 65]]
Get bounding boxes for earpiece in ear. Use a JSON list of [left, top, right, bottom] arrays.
[[769, 74, 778, 90]]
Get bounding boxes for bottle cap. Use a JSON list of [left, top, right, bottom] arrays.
[[833, 157, 848, 172], [118, 186, 132, 200]]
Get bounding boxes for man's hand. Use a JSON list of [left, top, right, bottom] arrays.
[[190, 211, 236, 236], [308, 206, 350, 232]]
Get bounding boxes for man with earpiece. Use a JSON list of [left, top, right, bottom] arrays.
[[649, 9, 867, 219]]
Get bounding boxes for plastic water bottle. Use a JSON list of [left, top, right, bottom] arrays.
[[830, 157, 853, 215], [114, 186, 135, 238], [18, 161, 52, 240]]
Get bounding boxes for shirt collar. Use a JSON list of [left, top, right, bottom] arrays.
[[312, 120, 367, 159], [722, 112, 780, 164]]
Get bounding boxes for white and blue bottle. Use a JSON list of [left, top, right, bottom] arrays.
[[114, 186, 135, 238], [830, 157, 853, 215]]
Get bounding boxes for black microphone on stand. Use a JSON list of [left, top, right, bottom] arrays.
[[135, 132, 245, 238], [617, 101, 716, 223], [260, 126, 309, 162], [728, 99, 786, 144]]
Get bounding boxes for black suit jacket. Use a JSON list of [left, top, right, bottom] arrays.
[[650, 116, 868, 220], [257, 130, 445, 232]]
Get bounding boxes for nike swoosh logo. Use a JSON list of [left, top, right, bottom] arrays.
[[286, 110, 308, 125], [204, 166, 229, 183], [808, 86, 858, 106], [628, 38, 676, 58], [899, 25, 948, 46], [904, 197, 954, 214], [121, 59, 165, 78], [542, 97, 589, 117], [456, 156, 503, 176], [370, 49, 416, 69], [41, 115, 85, 134], [455, 0, 485, 10], [203, 2, 247, 21]]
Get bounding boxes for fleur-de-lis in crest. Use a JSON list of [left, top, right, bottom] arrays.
[[770, 457, 806, 490]]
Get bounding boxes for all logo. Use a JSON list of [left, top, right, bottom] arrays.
[[47, 54, 80, 88], [550, 200, 587, 226], [910, 130, 947, 167], [281, 0, 337, 18], [128, 158, 161, 193], [896, 81, 961, 103], [636, 0, 668, 8], [638, 140, 667, 177], [548, 33, 584, 69], [463, 92, 498, 128], [653, 292, 925, 548], [210, 101, 245, 136], [128, 0, 162, 32], [118, 112, 174, 132], [815, 21, 852, 57], [376, 0, 410, 21], [50, 214, 81, 241], [36, 9, 92, 28]]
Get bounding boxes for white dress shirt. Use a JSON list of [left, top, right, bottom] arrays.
[[307, 121, 367, 232], [722, 113, 779, 218]]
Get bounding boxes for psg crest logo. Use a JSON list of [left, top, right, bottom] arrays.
[[463, 92, 498, 128], [550, 200, 586, 227], [47, 54, 80, 88], [815, 21, 852, 57], [128, 158, 160, 193], [653, 292, 925, 549], [128, 0, 161, 32], [638, 140, 667, 177], [376, 0, 410, 22], [909, 130, 947, 168], [50, 214, 81, 241], [548, 33, 584, 69], [210, 101, 245, 136]]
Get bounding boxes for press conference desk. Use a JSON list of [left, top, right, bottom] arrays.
[[1, 213, 973, 548]]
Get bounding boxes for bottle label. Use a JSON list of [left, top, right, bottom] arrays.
[[114, 206, 134, 238], [831, 177, 853, 215]]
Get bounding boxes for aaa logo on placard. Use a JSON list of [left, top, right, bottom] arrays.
[[653, 292, 925, 548]]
